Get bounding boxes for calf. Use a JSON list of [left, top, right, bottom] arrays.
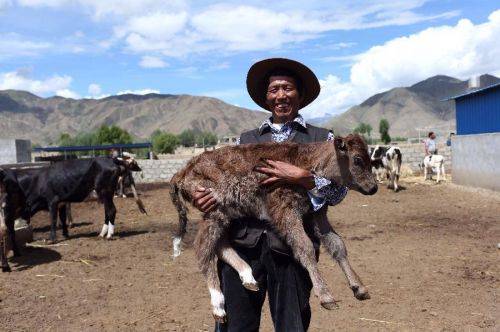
[[371, 145, 402, 192], [369, 147, 386, 182], [421, 155, 445, 182], [0, 157, 144, 272], [170, 134, 377, 321]]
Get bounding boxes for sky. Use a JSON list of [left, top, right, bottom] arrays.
[[0, 0, 499, 119]]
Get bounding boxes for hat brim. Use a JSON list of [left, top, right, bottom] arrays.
[[246, 58, 320, 112]]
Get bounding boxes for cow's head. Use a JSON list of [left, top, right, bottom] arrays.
[[116, 153, 142, 172], [333, 134, 378, 195], [370, 145, 387, 161]]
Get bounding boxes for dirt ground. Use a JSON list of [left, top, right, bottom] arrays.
[[0, 179, 498, 331]]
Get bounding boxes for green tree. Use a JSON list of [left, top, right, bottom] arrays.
[[195, 132, 218, 147], [95, 125, 133, 145], [178, 129, 196, 147], [379, 119, 391, 144], [353, 123, 373, 144], [152, 132, 179, 154], [58, 133, 73, 146]]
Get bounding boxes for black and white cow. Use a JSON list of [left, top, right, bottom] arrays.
[[370, 145, 402, 192], [0, 157, 145, 272]]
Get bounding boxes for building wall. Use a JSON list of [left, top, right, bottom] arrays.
[[0, 139, 32, 165], [456, 86, 500, 135], [452, 133, 500, 191]]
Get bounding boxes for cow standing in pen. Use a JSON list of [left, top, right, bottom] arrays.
[[0, 157, 145, 272], [370, 145, 402, 192], [170, 134, 377, 322]]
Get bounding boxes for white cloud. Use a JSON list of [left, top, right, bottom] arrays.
[[0, 70, 79, 98], [15, 0, 458, 58], [0, 33, 51, 59], [87, 83, 101, 95], [305, 10, 500, 119], [116, 88, 160, 95], [55, 88, 80, 99], [139, 55, 168, 68]]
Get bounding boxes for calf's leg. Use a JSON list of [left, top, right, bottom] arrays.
[[273, 211, 337, 310], [0, 215, 11, 272], [206, 257, 226, 322], [313, 213, 370, 300], [48, 200, 59, 243], [58, 205, 69, 238], [103, 195, 117, 239], [66, 204, 73, 228], [4, 212, 20, 257], [218, 237, 258, 291]]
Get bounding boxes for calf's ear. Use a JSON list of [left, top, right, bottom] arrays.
[[334, 137, 347, 152]]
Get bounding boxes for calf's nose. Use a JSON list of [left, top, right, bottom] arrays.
[[368, 185, 378, 195]]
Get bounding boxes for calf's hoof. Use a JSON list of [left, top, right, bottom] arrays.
[[242, 281, 259, 292], [2, 265, 11, 272], [352, 285, 371, 300], [321, 300, 340, 310], [212, 311, 227, 324]]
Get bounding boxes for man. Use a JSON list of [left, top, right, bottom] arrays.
[[194, 58, 348, 332], [424, 131, 438, 155]]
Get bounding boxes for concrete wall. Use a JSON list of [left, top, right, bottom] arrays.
[[452, 133, 500, 191], [0, 139, 32, 165], [132, 158, 190, 183]]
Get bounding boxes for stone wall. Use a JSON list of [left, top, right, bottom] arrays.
[[132, 158, 190, 183], [0, 139, 32, 165], [452, 133, 500, 191]]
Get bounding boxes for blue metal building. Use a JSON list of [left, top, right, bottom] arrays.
[[447, 82, 500, 135]]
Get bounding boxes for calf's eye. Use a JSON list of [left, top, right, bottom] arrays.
[[354, 157, 364, 167]]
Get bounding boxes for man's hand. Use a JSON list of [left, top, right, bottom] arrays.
[[254, 160, 315, 189], [193, 186, 217, 213]]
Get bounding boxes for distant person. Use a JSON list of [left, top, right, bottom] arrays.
[[446, 133, 455, 147], [110, 148, 119, 158], [424, 132, 437, 156]]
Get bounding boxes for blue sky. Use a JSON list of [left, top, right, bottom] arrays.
[[1, 0, 499, 119]]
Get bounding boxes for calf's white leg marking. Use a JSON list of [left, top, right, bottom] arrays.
[[209, 287, 226, 320], [106, 223, 114, 239], [172, 236, 182, 258], [99, 224, 108, 237]]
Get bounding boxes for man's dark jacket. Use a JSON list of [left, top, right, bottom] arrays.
[[229, 124, 330, 255]]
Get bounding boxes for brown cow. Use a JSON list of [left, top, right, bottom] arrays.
[[170, 134, 377, 321]]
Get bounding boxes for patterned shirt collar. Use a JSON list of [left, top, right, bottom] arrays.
[[258, 114, 307, 134]]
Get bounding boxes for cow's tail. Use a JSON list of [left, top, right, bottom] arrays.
[[129, 183, 147, 215], [170, 175, 189, 258]]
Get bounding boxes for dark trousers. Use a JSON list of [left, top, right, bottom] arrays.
[[215, 235, 313, 332]]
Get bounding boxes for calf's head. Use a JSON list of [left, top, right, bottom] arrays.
[[333, 134, 377, 195], [114, 156, 142, 172]]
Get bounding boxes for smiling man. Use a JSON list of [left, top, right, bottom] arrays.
[[193, 58, 348, 332]]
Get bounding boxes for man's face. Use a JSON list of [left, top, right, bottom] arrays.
[[431, 133, 436, 139], [265, 75, 303, 123]]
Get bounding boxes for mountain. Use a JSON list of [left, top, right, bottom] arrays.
[[0, 91, 269, 144], [324, 74, 500, 138]]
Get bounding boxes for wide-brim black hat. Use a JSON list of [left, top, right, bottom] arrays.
[[246, 58, 320, 111]]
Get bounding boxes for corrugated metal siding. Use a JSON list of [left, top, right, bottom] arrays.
[[456, 86, 500, 135]]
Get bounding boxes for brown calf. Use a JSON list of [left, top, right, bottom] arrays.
[[170, 134, 377, 321]]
